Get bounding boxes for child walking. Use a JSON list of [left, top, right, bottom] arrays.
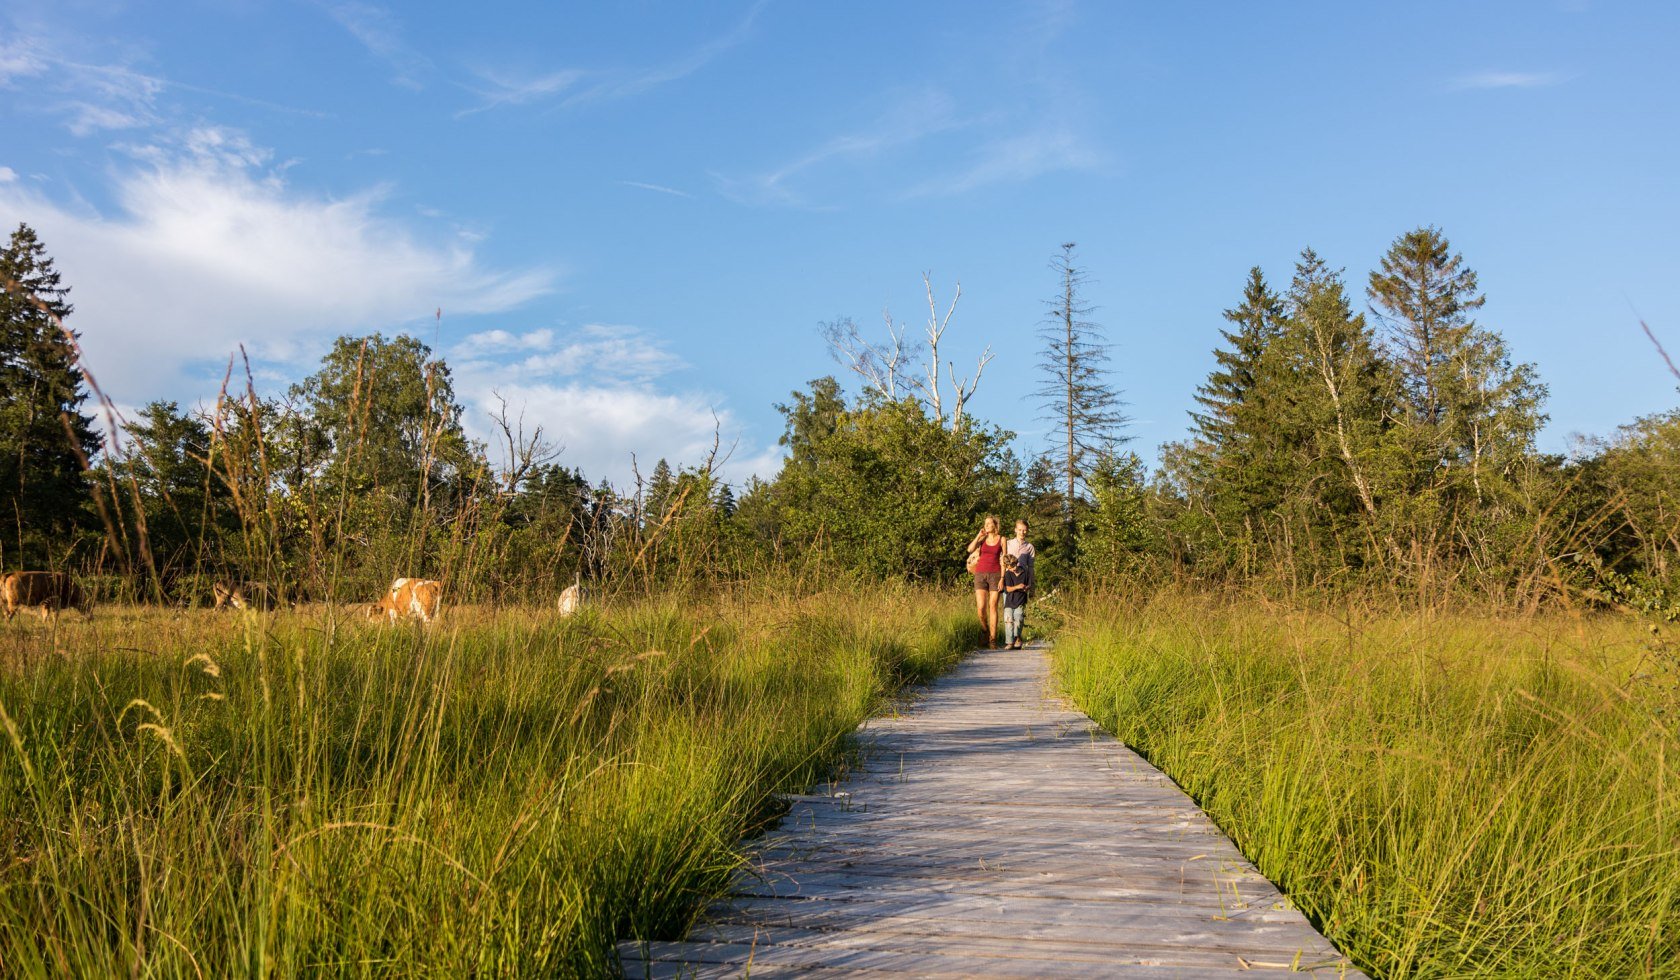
[[1001, 553, 1033, 650]]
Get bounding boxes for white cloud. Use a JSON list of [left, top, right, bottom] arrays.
[[0, 36, 47, 83], [0, 127, 554, 406], [1451, 70, 1566, 90], [462, 381, 780, 489], [0, 166, 16, 183], [452, 323, 684, 383], [450, 324, 778, 487]]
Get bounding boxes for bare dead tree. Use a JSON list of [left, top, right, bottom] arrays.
[[823, 272, 993, 430], [919, 273, 992, 431], [822, 312, 920, 401], [487, 389, 562, 495]]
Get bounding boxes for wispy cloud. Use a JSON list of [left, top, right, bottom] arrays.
[[561, 0, 769, 109], [714, 89, 961, 207], [0, 35, 48, 83], [1451, 70, 1567, 90], [451, 324, 682, 383], [0, 126, 554, 403], [318, 1, 432, 90], [618, 180, 693, 199], [907, 126, 1105, 198], [456, 68, 586, 118], [715, 4, 1106, 207], [3, 31, 326, 135], [458, 1, 768, 116]]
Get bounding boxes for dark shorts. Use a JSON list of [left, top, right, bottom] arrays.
[[973, 571, 1002, 591]]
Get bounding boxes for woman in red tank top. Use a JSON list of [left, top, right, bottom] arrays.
[[966, 515, 1005, 647]]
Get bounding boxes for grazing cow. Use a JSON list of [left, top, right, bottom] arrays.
[[213, 580, 275, 611], [370, 578, 443, 623], [556, 582, 583, 617], [2, 571, 94, 622]]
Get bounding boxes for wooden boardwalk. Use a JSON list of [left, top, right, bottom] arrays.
[[619, 644, 1364, 978]]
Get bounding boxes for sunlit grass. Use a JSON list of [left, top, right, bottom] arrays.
[[0, 588, 977, 977], [1054, 593, 1680, 978]]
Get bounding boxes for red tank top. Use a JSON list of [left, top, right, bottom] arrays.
[[975, 538, 1003, 574]]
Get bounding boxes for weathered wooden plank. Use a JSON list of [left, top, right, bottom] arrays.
[[616, 938, 1348, 978], [616, 644, 1363, 978]]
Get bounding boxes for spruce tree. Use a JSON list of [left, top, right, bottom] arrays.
[[1367, 226, 1482, 431], [1191, 266, 1284, 447], [1281, 248, 1392, 520], [1184, 267, 1289, 554], [1035, 243, 1127, 533], [0, 223, 100, 567], [1368, 227, 1546, 502]]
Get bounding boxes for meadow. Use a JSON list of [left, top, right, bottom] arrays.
[[0, 588, 978, 977], [1054, 593, 1680, 977]]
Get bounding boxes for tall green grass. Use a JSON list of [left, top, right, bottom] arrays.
[[0, 589, 977, 976], [1055, 594, 1680, 977]]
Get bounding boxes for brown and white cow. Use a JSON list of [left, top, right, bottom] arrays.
[[213, 580, 275, 611], [369, 578, 443, 623], [1, 571, 94, 622]]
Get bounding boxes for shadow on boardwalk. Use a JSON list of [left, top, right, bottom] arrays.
[[619, 644, 1365, 978]]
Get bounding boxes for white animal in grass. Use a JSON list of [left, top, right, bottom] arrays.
[[557, 578, 585, 617]]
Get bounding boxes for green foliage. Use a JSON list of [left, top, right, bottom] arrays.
[[0, 223, 99, 568], [1150, 235, 1565, 596], [1075, 452, 1153, 579], [748, 379, 1018, 580], [290, 332, 480, 508]]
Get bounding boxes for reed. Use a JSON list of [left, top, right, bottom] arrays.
[[0, 588, 977, 976], [1054, 592, 1680, 977]]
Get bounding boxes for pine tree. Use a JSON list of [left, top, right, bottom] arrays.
[[1035, 243, 1127, 532], [0, 223, 100, 567]]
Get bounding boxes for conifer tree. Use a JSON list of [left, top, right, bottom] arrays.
[[1367, 226, 1482, 431], [0, 223, 100, 567], [1281, 248, 1392, 520], [1368, 227, 1546, 501], [1035, 243, 1127, 532], [1191, 266, 1284, 447]]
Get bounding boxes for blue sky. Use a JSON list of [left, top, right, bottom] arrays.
[[3, 0, 1677, 486]]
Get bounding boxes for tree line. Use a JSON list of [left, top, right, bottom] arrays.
[[3, 220, 1677, 609]]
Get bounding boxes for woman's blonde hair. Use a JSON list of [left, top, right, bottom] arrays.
[[982, 514, 1000, 533]]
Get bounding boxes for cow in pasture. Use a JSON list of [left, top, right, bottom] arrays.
[[1, 572, 94, 622], [370, 578, 443, 623], [212, 580, 275, 611], [557, 582, 583, 617]]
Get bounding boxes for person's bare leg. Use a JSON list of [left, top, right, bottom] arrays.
[[985, 590, 1001, 646], [973, 587, 989, 642]]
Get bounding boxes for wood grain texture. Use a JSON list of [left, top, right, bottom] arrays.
[[618, 644, 1364, 978]]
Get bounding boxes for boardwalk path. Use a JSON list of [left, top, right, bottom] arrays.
[[620, 644, 1363, 978]]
